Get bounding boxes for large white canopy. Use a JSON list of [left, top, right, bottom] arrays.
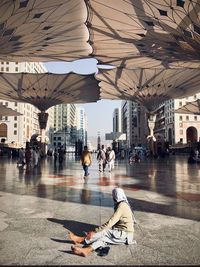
[[0, 73, 100, 111], [0, 103, 22, 116], [0, 0, 92, 61], [96, 68, 200, 111], [175, 99, 200, 115], [87, 0, 200, 68]]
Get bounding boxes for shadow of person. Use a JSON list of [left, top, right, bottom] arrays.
[[47, 218, 98, 236]]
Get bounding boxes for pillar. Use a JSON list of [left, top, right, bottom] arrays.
[[38, 111, 49, 156]]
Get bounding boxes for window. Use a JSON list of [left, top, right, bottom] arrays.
[[15, 67, 18, 72], [186, 116, 189, 121], [14, 116, 17, 121], [14, 123, 17, 128], [15, 102, 17, 106], [53, 137, 57, 140], [179, 101, 182, 107], [6, 67, 9, 71], [194, 116, 197, 121], [179, 129, 183, 135], [1, 67, 4, 71], [179, 116, 182, 121], [14, 130, 17, 135], [5, 116, 8, 120]]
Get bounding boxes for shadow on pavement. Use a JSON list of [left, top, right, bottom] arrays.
[[47, 218, 98, 235]]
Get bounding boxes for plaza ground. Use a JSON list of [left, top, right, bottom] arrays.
[[0, 154, 199, 265]]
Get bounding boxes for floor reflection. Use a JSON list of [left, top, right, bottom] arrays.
[[0, 155, 199, 220]]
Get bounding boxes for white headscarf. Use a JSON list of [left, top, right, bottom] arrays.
[[112, 188, 128, 205]]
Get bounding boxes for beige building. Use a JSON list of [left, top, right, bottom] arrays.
[[154, 93, 200, 145], [0, 61, 54, 148]]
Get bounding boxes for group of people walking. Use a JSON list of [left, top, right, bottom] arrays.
[[17, 146, 40, 169], [80, 145, 116, 178]]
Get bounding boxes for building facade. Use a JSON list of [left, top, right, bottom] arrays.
[[53, 104, 77, 149], [121, 100, 148, 149]]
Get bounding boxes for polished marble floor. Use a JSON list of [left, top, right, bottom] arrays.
[[0, 154, 199, 265]]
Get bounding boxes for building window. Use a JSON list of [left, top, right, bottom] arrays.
[[6, 67, 9, 71], [15, 102, 18, 106], [179, 116, 182, 121], [14, 116, 17, 121], [194, 116, 197, 121], [14, 123, 17, 128], [179, 101, 182, 107], [5, 116, 8, 120], [186, 116, 189, 121], [179, 129, 183, 135], [14, 130, 17, 135], [15, 67, 18, 72], [53, 137, 56, 140], [1, 67, 4, 71]]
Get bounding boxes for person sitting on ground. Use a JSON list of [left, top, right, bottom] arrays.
[[68, 187, 136, 257]]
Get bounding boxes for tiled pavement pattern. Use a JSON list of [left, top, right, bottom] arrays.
[[0, 154, 199, 265]]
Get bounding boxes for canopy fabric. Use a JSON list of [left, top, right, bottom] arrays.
[[96, 68, 200, 111], [0, 103, 22, 116], [0, 73, 100, 111], [0, 0, 91, 62], [87, 0, 200, 68], [175, 99, 200, 115]]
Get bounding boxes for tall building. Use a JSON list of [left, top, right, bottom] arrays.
[[121, 100, 148, 149], [0, 61, 54, 148], [76, 107, 88, 146], [113, 108, 122, 133], [53, 104, 77, 148]]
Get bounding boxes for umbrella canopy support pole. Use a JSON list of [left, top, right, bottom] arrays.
[[147, 113, 157, 157], [38, 111, 49, 156]]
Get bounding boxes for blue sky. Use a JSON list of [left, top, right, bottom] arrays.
[[44, 59, 121, 138]]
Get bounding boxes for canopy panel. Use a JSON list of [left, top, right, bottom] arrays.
[[175, 99, 200, 115], [0, 0, 92, 61], [0, 103, 22, 116], [0, 73, 100, 111], [87, 0, 200, 68], [96, 68, 200, 111]]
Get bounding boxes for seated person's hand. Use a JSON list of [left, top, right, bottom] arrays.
[[85, 231, 95, 240]]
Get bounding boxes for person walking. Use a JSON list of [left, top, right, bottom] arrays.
[[68, 187, 136, 257], [97, 145, 106, 172], [106, 147, 115, 172], [17, 147, 25, 167], [81, 146, 92, 178]]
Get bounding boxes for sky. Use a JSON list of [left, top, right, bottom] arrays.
[[44, 59, 121, 140]]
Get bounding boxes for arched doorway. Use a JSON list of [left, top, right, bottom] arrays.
[[168, 128, 172, 145], [0, 123, 8, 138], [186, 127, 197, 143]]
